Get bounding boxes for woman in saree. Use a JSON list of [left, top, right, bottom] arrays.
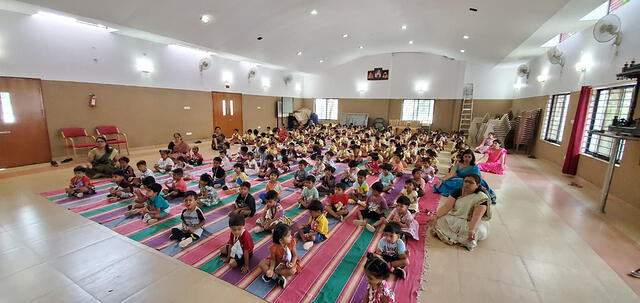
[[474, 132, 495, 154], [86, 136, 119, 178], [477, 139, 507, 175], [168, 132, 190, 159], [433, 149, 496, 203], [429, 174, 491, 251]]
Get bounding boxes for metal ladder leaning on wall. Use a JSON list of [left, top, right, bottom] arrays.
[[458, 83, 474, 137]]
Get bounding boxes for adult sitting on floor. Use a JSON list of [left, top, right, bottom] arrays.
[[477, 139, 507, 175], [168, 132, 190, 159], [86, 136, 119, 178], [211, 126, 226, 150], [429, 174, 491, 251], [433, 149, 496, 204]]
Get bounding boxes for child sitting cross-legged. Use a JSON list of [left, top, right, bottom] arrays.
[[411, 168, 427, 198], [292, 160, 309, 188], [197, 174, 221, 207], [366, 222, 409, 280], [327, 182, 350, 222], [378, 163, 395, 193], [170, 191, 205, 248], [363, 254, 396, 303], [251, 190, 293, 233], [353, 182, 388, 232], [341, 160, 360, 187], [244, 152, 259, 176], [297, 199, 329, 250], [396, 179, 418, 211], [349, 170, 369, 206], [118, 156, 136, 184], [125, 176, 156, 217], [154, 150, 174, 173], [258, 223, 301, 288], [66, 166, 96, 198], [298, 175, 319, 208], [220, 214, 254, 273], [133, 160, 154, 187], [188, 146, 203, 166], [384, 196, 419, 241], [317, 165, 336, 197], [107, 169, 134, 202], [258, 170, 282, 204], [141, 183, 170, 225], [258, 155, 277, 179], [210, 157, 226, 188], [224, 163, 248, 191], [163, 168, 187, 199], [309, 158, 325, 178], [230, 181, 256, 218]]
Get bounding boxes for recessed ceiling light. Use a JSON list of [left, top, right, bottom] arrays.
[[469, 7, 478, 12], [319, 59, 324, 63], [409, 40, 414, 44], [310, 9, 318, 15], [200, 15, 211, 23], [460, 49, 465, 53], [257, 36, 263, 40], [359, 45, 364, 49], [296, 51, 302, 56], [463, 35, 469, 39], [401, 25, 407, 30], [342, 33, 349, 38]]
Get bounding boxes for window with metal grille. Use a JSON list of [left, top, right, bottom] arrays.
[[314, 98, 339, 120], [401, 99, 434, 124], [541, 94, 571, 144], [581, 85, 634, 162]]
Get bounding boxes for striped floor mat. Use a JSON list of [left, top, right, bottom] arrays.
[[40, 159, 440, 303]]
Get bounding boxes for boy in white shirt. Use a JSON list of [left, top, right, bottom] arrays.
[[154, 150, 174, 173]]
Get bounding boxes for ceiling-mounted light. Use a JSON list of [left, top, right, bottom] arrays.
[[409, 40, 414, 44], [463, 35, 470, 39], [310, 9, 318, 15], [200, 14, 211, 23], [460, 49, 465, 53], [401, 25, 407, 30], [415, 82, 428, 94], [537, 74, 548, 83], [575, 53, 592, 72], [319, 59, 324, 63], [342, 33, 349, 38], [357, 82, 368, 93], [222, 71, 233, 88], [262, 78, 271, 89], [359, 45, 364, 49], [296, 51, 302, 56], [295, 82, 302, 93], [513, 78, 525, 89]]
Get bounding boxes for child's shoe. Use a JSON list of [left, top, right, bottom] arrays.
[[394, 267, 407, 279], [73, 192, 83, 198], [302, 241, 314, 250], [338, 215, 344, 222], [274, 275, 287, 288], [179, 236, 193, 248], [87, 188, 96, 195], [365, 224, 376, 232], [261, 274, 272, 283], [147, 218, 158, 225], [631, 268, 640, 278]]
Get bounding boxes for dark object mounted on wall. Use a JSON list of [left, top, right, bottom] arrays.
[[367, 68, 389, 81]]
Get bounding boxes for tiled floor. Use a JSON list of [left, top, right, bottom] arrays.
[[0, 143, 639, 302]]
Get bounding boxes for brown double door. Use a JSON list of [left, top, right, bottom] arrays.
[[212, 92, 243, 137], [0, 77, 51, 168]]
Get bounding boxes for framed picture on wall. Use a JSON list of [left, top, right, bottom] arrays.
[[367, 68, 389, 80]]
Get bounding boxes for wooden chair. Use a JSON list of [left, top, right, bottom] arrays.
[[61, 128, 95, 160], [96, 125, 130, 155]]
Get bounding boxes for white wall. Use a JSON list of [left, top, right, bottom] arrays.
[[508, 0, 640, 98], [306, 52, 467, 99], [464, 63, 517, 99], [0, 9, 305, 97]]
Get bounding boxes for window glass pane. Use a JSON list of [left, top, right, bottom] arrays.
[[229, 100, 234, 116], [402, 99, 433, 123], [222, 99, 226, 116], [0, 92, 15, 124]]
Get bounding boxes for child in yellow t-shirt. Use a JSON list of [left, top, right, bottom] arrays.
[[297, 200, 328, 250]]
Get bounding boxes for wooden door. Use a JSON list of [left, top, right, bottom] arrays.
[[0, 77, 52, 168], [212, 92, 243, 137]]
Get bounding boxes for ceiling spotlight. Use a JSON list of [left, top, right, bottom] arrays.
[[460, 49, 465, 53], [463, 35, 469, 39], [409, 40, 414, 44], [310, 9, 318, 15], [342, 33, 349, 38], [296, 51, 302, 56], [401, 25, 407, 30], [319, 59, 324, 63], [257, 36, 263, 40], [359, 45, 364, 49], [200, 15, 211, 23]]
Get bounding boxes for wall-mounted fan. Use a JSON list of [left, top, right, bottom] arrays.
[[198, 57, 212, 72], [546, 47, 565, 66], [593, 14, 622, 46], [517, 64, 530, 78], [248, 69, 256, 80]]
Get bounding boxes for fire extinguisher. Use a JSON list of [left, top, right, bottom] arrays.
[[89, 94, 96, 108]]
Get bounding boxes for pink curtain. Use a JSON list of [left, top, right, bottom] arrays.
[[562, 86, 592, 175]]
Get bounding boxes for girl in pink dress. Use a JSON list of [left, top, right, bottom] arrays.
[[477, 139, 507, 175], [386, 196, 420, 240], [364, 256, 395, 303], [474, 132, 495, 154]]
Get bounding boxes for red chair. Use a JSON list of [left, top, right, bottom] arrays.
[[96, 125, 130, 155], [61, 128, 95, 160]]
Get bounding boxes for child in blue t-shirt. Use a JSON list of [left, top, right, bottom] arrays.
[[378, 163, 395, 193], [142, 183, 170, 225], [367, 222, 409, 280]]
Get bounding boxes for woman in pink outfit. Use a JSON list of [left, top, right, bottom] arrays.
[[477, 139, 507, 175], [474, 132, 495, 154]]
